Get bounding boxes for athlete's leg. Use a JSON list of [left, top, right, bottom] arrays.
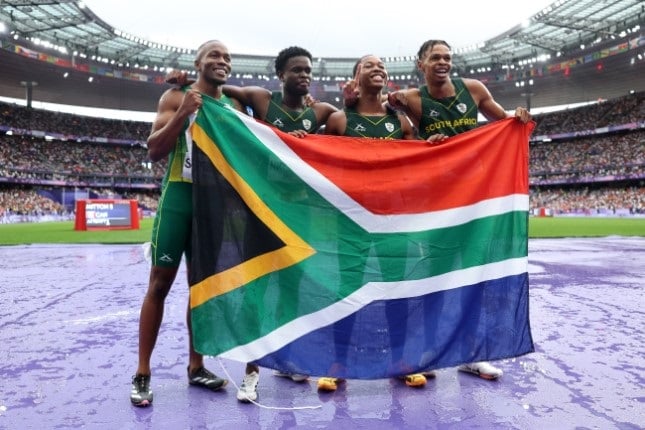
[[136, 265, 180, 376]]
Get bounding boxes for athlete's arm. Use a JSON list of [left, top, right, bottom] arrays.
[[324, 110, 347, 136], [164, 70, 195, 86], [387, 89, 422, 129], [464, 78, 508, 122], [466, 79, 532, 123], [397, 113, 417, 140], [147, 88, 201, 162], [313, 101, 339, 127], [222, 85, 271, 118]]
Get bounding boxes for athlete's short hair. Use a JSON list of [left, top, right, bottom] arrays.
[[195, 40, 223, 62], [274, 46, 313, 74]]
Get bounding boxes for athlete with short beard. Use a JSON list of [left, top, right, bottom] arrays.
[[130, 40, 243, 407]]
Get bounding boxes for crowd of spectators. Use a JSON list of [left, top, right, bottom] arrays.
[[530, 130, 644, 183], [0, 185, 159, 223], [0, 92, 643, 220], [1, 102, 150, 141], [530, 186, 644, 215], [0, 134, 165, 184], [532, 92, 644, 135], [0, 185, 68, 223]]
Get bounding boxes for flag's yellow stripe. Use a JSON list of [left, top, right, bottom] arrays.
[[189, 123, 315, 308]]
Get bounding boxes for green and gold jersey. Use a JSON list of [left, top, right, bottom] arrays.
[[343, 106, 404, 139], [163, 91, 235, 184], [264, 92, 319, 133], [418, 78, 478, 139]]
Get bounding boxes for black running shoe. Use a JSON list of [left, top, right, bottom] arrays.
[[130, 374, 153, 407], [188, 366, 228, 391]]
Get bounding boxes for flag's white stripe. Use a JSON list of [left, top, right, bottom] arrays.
[[219, 257, 527, 362], [341, 195, 527, 232], [231, 111, 527, 233]]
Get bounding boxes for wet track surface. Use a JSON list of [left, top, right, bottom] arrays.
[[0, 237, 643, 429]]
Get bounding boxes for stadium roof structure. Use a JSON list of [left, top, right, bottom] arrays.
[[0, 0, 642, 113], [0, 0, 642, 77]]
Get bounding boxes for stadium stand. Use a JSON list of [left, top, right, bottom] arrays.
[[529, 91, 644, 215], [0, 101, 163, 222], [0, 91, 643, 221]]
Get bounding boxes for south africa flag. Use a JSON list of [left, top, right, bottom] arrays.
[[189, 95, 534, 379]]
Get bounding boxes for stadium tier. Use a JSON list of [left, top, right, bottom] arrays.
[[0, 91, 643, 221]]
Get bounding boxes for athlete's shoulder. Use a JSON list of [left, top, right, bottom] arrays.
[[157, 87, 185, 109], [460, 77, 486, 90], [312, 101, 338, 113]]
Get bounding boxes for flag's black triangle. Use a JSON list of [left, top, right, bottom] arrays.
[[190, 143, 285, 285]]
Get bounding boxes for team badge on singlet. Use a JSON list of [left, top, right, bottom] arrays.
[[301, 119, 312, 131], [385, 122, 394, 133], [457, 103, 467, 114], [428, 109, 440, 118], [273, 118, 285, 128]]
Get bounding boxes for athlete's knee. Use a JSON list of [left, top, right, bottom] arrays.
[[146, 266, 179, 301]]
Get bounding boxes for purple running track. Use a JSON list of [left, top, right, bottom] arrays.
[[0, 237, 643, 429]]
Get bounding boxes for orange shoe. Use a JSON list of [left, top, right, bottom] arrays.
[[403, 373, 427, 387], [317, 377, 345, 391]]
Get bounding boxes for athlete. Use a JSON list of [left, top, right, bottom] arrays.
[[169, 46, 337, 136], [319, 55, 428, 392], [167, 45, 338, 401], [388, 39, 531, 142], [388, 39, 531, 380], [130, 40, 244, 407]]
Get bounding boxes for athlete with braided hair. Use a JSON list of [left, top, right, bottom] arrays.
[[388, 39, 531, 380], [388, 39, 531, 143]]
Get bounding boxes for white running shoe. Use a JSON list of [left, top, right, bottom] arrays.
[[272, 370, 309, 382], [458, 361, 503, 380], [236, 371, 259, 402]]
